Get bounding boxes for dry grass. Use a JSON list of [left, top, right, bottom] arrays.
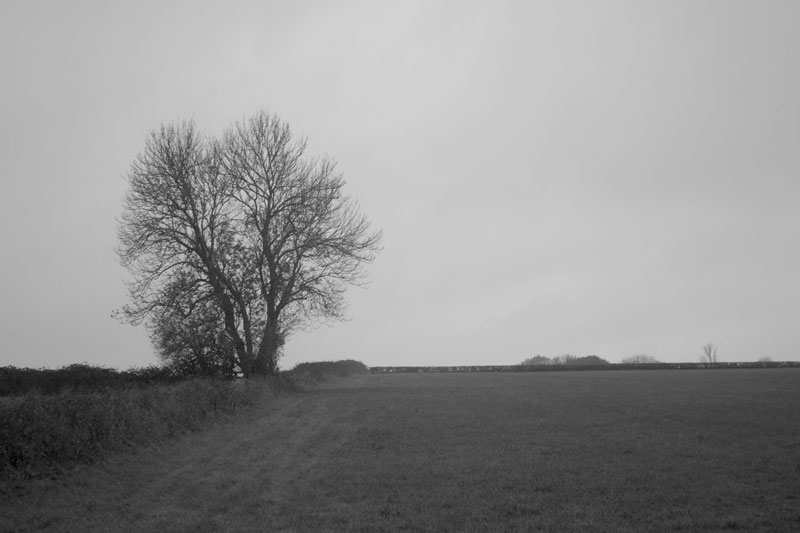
[[2, 369, 800, 531]]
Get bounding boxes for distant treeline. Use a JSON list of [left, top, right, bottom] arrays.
[[521, 355, 610, 366], [0, 364, 180, 396], [370, 361, 800, 373]]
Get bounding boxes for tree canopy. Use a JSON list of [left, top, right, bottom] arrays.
[[117, 111, 381, 376]]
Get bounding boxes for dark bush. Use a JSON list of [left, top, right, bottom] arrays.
[[572, 355, 610, 365], [0, 378, 272, 480], [122, 365, 183, 386], [291, 360, 369, 384]]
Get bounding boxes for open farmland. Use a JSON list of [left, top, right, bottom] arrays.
[[2, 369, 800, 531]]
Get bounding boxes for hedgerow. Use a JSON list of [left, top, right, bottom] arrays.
[[0, 378, 270, 480], [0, 360, 368, 481], [0, 364, 180, 396]]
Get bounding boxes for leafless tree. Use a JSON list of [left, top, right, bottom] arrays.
[[701, 343, 719, 364], [117, 111, 382, 376]]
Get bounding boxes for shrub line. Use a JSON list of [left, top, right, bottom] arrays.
[[0, 360, 367, 482]]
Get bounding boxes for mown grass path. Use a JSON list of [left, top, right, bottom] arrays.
[[3, 370, 800, 531]]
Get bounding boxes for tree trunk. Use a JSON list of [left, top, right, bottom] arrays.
[[254, 315, 282, 375], [208, 281, 252, 377]]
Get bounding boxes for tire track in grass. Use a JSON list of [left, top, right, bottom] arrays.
[[228, 379, 360, 530]]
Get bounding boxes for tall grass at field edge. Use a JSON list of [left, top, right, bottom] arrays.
[[0, 360, 368, 481], [0, 379, 269, 481]]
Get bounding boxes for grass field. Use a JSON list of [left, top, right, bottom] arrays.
[[2, 369, 799, 531]]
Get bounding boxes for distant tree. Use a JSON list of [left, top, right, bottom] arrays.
[[117, 111, 382, 376], [552, 354, 579, 365], [621, 354, 661, 364], [757, 356, 773, 363], [520, 355, 553, 365], [573, 355, 610, 365], [701, 343, 719, 363]]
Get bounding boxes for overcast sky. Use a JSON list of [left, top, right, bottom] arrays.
[[1, 1, 798, 370]]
